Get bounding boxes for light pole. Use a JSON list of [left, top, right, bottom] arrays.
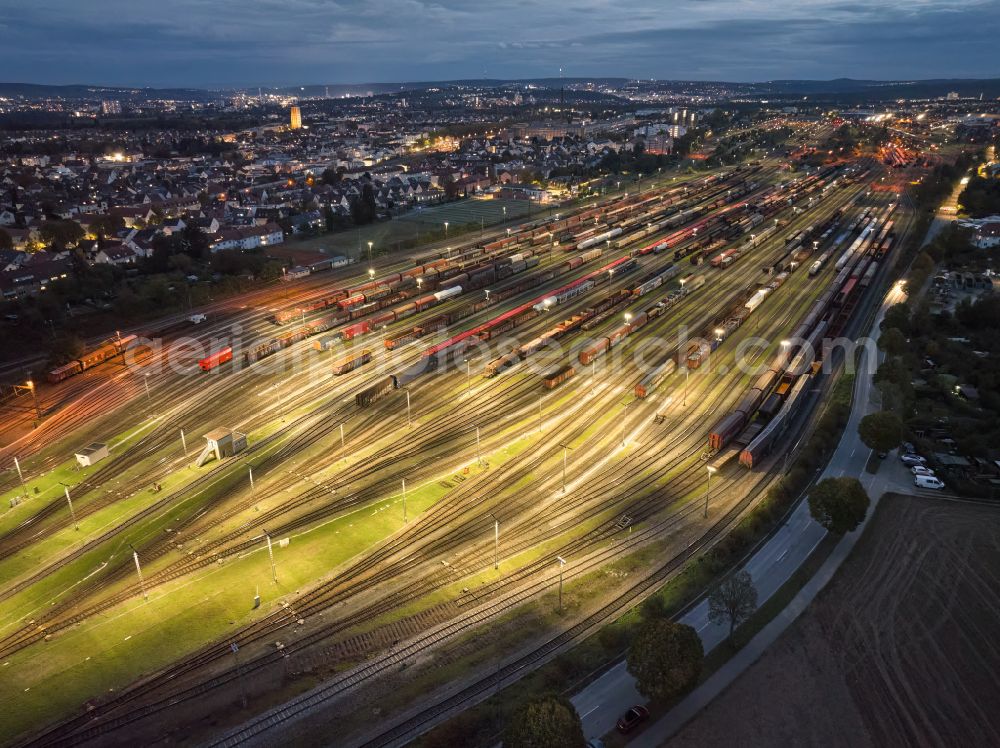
[[249, 466, 257, 510], [231, 641, 247, 709], [180, 429, 188, 456], [475, 425, 482, 465], [620, 400, 631, 447], [465, 359, 472, 394], [444, 221, 449, 237], [485, 289, 490, 303], [25, 380, 40, 421], [405, 389, 412, 427], [402, 478, 407, 523], [682, 366, 690, 406], [263, 529, 277, 583], [367, 240, 373, 267], [13, 456, 27, 500], [556, 556, 566, 613], [489, 512, 499, 570], [130, 544, 148, 602], [143, 374, 151, 405], [538, 396, 543, 433], [340, 422, 346, 453], [63, 485, 78, 530], [559, 444, 572, 492], [705, 465, 717, 517]]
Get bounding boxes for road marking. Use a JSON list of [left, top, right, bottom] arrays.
[[581, 705, 600, 718]]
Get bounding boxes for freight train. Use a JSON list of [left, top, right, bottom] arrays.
[[47, 334, 140, 383], [709, 199, 897, 462]]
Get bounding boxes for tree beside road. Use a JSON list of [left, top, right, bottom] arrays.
[[808, 477, 870, 535], [626, 620, 703, 701], [859, 411, 904, 454], [504, 695, 585, 748], [708, 570, 759, 642]]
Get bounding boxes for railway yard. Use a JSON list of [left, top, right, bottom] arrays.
[[0, 124, 924, 747]]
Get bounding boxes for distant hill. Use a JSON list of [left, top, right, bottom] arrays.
[[0, 82, 215, 100], [1, 77, 997, 103], [752, 78, 1000, 99]]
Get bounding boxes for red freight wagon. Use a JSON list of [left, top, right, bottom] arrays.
[[341, 321, 370, 341], [199, 346, 233, 371]]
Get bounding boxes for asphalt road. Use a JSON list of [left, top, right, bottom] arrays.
[[570, 261, 923, 743]]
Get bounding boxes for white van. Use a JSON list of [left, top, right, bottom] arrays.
[[914, 475, 944, 490]]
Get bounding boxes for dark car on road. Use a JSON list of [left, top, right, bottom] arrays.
[[616, 705, 649, 733]]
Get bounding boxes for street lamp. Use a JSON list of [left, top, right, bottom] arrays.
[[21, 379, 41, 421], [368, 267, 375, 280], [489, 512, 500, 570], [367, 240, 373, 266], [704, 465, 717, 517], [485, 289, 491, 302], [262, 529, 277, 582], [559, 443, 572, 493], [556, 556, 567, 612], [444, 221, 449, 237], [624, 312, 633, 324]]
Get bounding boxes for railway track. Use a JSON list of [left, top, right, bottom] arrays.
[[1, 159, 892, 748]]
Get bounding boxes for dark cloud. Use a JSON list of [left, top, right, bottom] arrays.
[[0, 0, 995, 86]]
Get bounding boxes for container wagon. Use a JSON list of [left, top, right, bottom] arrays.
[[542, 364, 576, 389], [635, 359, 676, 398], [332, 349, 373, 376], [355, 375, 398, 407]]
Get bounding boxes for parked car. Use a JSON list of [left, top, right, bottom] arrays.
[[901, 441, 916, 453], [586, 740, 606, 748], [914, 474, 945, 490], [616, 705, 649, 734], [912, 465, 935, 476], [900, 453, 927, 466]]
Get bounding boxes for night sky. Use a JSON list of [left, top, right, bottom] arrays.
[[0, 0, 997, 88]]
